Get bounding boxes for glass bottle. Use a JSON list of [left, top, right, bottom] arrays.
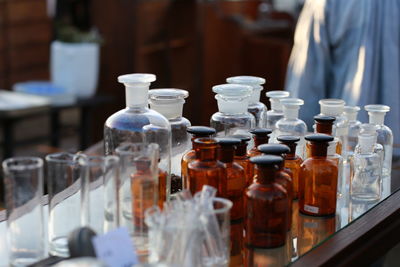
[[350, 124, 382, 202], [187, 138, 226, 196], [299, 134, 338, 216], [104, 73, 172, 201], [148, 88, 190, 194], [318, 99, 348, 158], [231, 134, 253, 186], [247, 128, 272, 157], [274, 98, 307, 158], [277, 136, 302, 199], [226, 75, 267, 128], [344, 106, 362, 157], [181, 126, 216, 190], [265, 90, 290, 130], [365, 104, 393, 198], [306, 115, 341, 157], [257, 143, 293, 230], [217, 137, 246, 264], [210, 84, 255, 137], [245, 155, 288, 248]]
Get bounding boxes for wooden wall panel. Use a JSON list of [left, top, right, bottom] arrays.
[[6, 0, 48, 25], [7, 22, 51, 47], [9, 43, 49, 71]]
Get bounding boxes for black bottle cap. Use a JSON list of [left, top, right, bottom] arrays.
[[314, 115, 336, 123], [249, 128, 273, 136], [250, 155, 283, 166], [229, 134, 251, 143], [304, 133, 334, 143], [277, 135, 300, 143], [257, 144, 290, 155], [216, 137, 242, 146], [187, 126, 216, 136]]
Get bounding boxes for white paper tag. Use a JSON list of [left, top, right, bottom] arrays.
[[304, 204, 319, 214], [92, 227, 138, 267]]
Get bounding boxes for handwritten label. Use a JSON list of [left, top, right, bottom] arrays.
[[92, 227, 138, 267]]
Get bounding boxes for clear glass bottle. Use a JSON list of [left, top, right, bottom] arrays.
[[344, 106, 362, 157], [231, 134, 253, 186], [247, 128, 272, 157], [265, 90, 290, 130], [148, 88, 190, 194], [277, 136, 302, 199], [274, 98, 307, 158], [181, 126, 216, 191], [350, 124, 382, 202], [365, 105, 393, 198], [299, 134, 338, 216], [257, 143, 293, 230], [187, 138, 226, 195], [211, 84, 255, 137], [217, 137, 246, 264], [104, 73, 172, 200], [245, 155, 288, 248], [226, 75, 267, 128], [318, 99, 348, 159]]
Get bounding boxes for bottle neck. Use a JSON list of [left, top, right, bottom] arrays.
[[270, 98, 283, 112], [125, 83, 150, 108], [256, 165, 278, 184], [235, 143, 247, 157], [368, 112, 385, 125], [358, 136, 376, 153], [283, 143, 297, 158], [316, 122, 333, 135], [218, 147, 235, 163], [254, 136, 269, 147], [249, 86, 262, 104], [345, 112, 358, 122], [195, 146, 217, 161], [283, 107, 299, 120], [149, 100, 184, 120], [321, 106, 342, 117], [216, 95, 249, 114], [310, 143, 329, 157]]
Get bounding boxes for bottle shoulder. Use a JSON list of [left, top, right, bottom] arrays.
[[246, 183, 287, 200], [248, 102, 266, 110], [169, 117, 191, 127], [188, 159, 225, 170], [211, 111, 255, 120]]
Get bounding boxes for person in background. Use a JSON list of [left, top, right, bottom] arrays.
[[285, 0, 400, 154]]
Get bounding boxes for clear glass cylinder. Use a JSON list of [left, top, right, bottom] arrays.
[[148, 88, 191, 194], [265, 90, 290, 130], [226, 76, 267, 128], [115, 143, 159, 257], [104, 73, 172, 201], [46, 152, 88, 257], [210, 84, 255, 137], [3, 157, 45, 266]]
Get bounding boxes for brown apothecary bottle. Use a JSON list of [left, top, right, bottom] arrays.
[[187, 138, 226, 196], [299, 134, 338, 216], [245, 155, 288, 248], [181, 126, 216, 189], [257, 143, 293, 230], [277, 136, 303, 199], [231, 134, 254, 186], [247, 128, 272, 157]]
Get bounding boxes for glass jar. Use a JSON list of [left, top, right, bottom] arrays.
[[231, 134, 253, 186], [148, 88, 190, 194], [247, 128, 272, 157], [210, 84, 255, 137], [226, 75, 267, 128], [265, 90, 290, 130], [104, 73, 172, 200]]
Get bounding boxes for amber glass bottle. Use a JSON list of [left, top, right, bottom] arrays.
[[245, 155, 288, 248], [306, 115, 341, 157], [187, 138, 226, 195], [231, 134, 253, 186], [217, 137, 246, 265], [277, 136, 303, 199], [300, 134, 338, 216], [247, 128, 273, 157], [181, 126, 216, 190], [257, 143, 293, 231]]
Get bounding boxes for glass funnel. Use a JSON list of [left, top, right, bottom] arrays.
[[364, 105, 393, 198], [226, 75, 267, 128], [148, 88, 190, 194], [210, 84, 255, 137], [265, 90, 290, 130], [104, 73, 172, 199], [344, 106, 362, 157]]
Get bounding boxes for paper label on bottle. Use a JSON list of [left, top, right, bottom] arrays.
[[304, 204, 319, 214], [92, 227, 138, 267]]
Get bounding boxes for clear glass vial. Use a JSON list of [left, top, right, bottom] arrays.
[[210, 84, 255, 137], [227, 75, 267, 128], [350, 124, 382, 202], [365, 104, 393, 198], [274, 98, 307, 158], [265, 90, 290, 130], [344, 106, 362, 157], [104, 73, 172, 199], [148, 88, 190, 194]]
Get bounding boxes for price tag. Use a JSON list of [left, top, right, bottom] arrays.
[[92, 227, 139, 267]]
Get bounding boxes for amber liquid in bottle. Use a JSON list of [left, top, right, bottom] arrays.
[[234, 141, 253, 186], [187, 138, 226, 195], [245, 155, 288, 249], [300, 136, 338, 216]]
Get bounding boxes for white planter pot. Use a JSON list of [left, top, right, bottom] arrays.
[[51, 41, 100, 98]]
